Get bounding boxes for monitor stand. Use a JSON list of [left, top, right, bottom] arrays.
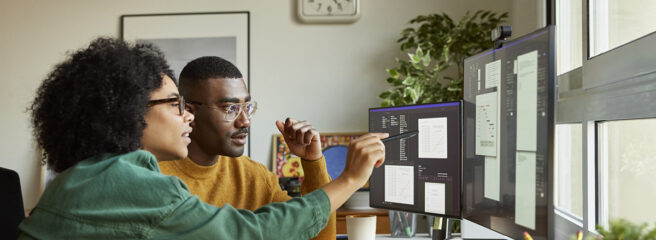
[[458, 219, 511, 240], [431, 218, 508, 240]]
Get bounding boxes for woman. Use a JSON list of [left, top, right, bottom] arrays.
[[19, 38, 387, 239]]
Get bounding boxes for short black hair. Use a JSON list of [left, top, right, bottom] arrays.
[[178, 56, 242, 97], [30, 37, 175, 173]]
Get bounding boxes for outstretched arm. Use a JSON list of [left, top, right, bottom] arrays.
[[321, 133, 387, 212], [157, 132, 387, 239]]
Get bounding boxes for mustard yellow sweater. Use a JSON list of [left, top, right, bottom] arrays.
[[159, 155, 336, 240]]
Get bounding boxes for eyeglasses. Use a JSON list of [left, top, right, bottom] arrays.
[[188, 101, 257, 121], [147, 96, 186, 116]]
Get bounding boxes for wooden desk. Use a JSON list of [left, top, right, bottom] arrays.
[[336, 208, 390, 234]]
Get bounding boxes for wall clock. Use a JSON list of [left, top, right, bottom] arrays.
[[297, 0, 361, 23]]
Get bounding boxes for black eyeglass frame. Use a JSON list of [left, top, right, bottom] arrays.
[[146, 96, 186, 116]]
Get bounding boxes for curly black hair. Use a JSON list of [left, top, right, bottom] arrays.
[[178, 56, 242, 97], [30, 38, 175, 173]]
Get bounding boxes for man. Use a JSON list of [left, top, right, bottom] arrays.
[[159, 56, 336, 240]]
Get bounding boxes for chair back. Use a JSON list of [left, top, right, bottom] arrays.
[[0, 167, 25, 240]]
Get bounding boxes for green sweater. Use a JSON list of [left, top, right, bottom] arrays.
[[19, 150, 330, 239]]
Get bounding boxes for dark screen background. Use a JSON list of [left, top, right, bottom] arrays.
[[369, 102, 462, 218], [462, 26, 555, 240]]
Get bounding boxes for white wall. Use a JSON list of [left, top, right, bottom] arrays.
[[510, 0, 544, 39], [1, 0, 522, 210]]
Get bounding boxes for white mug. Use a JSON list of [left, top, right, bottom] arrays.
[[346, 215, 377, 240]]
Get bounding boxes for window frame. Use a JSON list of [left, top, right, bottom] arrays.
[[553, 0, 656, 237], [553, 123, 584, 219]]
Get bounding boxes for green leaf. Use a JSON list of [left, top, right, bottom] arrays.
[[379, 91, 392, 99], [407, 52, 414, 60], [408, 87, 419, 103], [413, 85, 423, 99], [402, 76, 416, 85], [401, 27, 415, 34], [422, 51, 431, 67], [401, 42, 411, 51], [416, 47, 424, 58], [481, 11, 490, 19], [409, 53, 421, 64], [392, 78, 404, 86], [381, 99, 392, 107], [393, 97, 403, 106], [403, 87, 418, 103], [447, 86, 462, 92], [390, 90, 401, 99], [387, 68, 399, 78]]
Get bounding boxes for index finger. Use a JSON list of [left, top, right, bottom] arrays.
[[351, 133, 389, 146], [361, 132, 389, 140], [284, 117, 299, 128]]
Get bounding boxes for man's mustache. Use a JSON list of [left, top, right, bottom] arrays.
[[231, 128, 249, 137]]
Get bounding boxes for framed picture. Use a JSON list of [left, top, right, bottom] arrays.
[[121, 11, 251, 155], [271, 132, 364, 181]]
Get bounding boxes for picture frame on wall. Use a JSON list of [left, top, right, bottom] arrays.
[[121, 11, 251, 155], [271, 132, 364, 182]]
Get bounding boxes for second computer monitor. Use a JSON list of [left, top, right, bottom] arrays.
[[369, 101, 461, 217], [462, 26, 555, 240]]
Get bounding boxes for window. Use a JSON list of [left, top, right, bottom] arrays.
[[589, 0, 656, 57], [556, 0, 582, 75], [554, 124, 583, 218], [597, 119, 656, 226], [553, 0, 656, 236]]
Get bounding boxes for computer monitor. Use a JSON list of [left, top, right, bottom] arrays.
[[368, 101, 462, 218], [462, 26, 555, 240]]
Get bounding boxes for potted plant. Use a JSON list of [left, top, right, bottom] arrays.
[[380, 10, 508, 106], [574, 219, 656, 240]]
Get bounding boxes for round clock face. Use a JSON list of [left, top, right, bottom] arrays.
[[298, 0, 361, 23]]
